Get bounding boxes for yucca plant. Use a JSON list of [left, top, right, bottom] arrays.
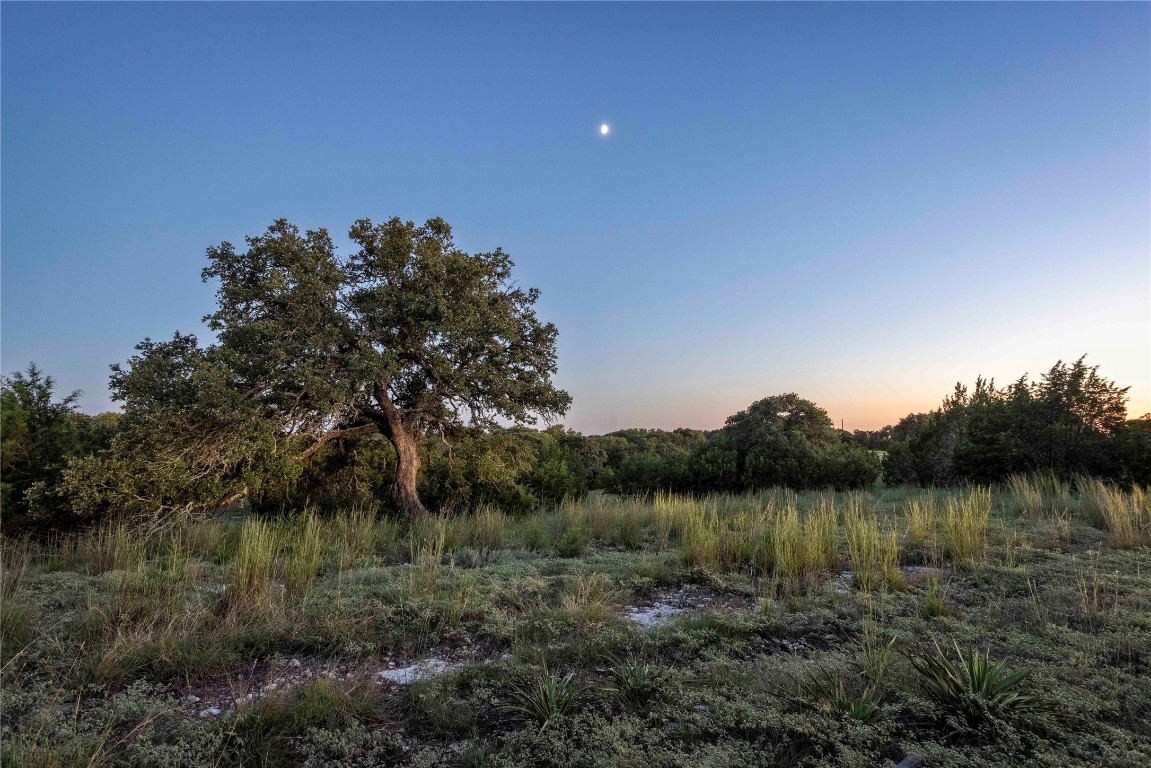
[[791, 666, 886, 725], [502, 667, 587, 731], [907, 641, 1039, 722], [604, 655, 670, 705]]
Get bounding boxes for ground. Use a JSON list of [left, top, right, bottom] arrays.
[[1, 481, 1149, 767]]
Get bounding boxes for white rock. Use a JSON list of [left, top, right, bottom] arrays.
[[623, 602, 686, 629], [377, 659, 453, 685]]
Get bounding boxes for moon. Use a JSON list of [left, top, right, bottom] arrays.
[[600, 123, 610, 136]]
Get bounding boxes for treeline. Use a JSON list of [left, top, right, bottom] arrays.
[[877, 357, 1149, 487], [2, 368, 879, 527], [4, 356, 1145, 530]]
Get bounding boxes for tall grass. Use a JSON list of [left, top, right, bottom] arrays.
[[76, 521, 148, 574], [803, 496, 839, 572], [904, 496, 937, 550], [408, 516, 448, 595], [1007, 472, 1071, 518], [1079, 479, 1149, 549], [469, 506, 507, 549], [844, 495, 901, 591], [1, 538, 30, 600], [229, 517, 281, 612], [333, 505, 377, 572], [940, 487, 991, 567], [282, 511, 327, 597]]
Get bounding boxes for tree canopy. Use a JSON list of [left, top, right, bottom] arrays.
[[74, 217, 571, 520]]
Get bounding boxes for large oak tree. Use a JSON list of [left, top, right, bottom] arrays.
[[102, 217, 571, 518]]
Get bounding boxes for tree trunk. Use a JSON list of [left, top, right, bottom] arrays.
[[372, 384, 428, 518], [389, 423, 427, 518]]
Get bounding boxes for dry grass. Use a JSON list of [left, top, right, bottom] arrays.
[[939, 487, 991, 567], [561, 572, 618, 623], [76, 521, 148, 575], [1078, 479, 1149, 549], [469, 506, 507, 549], [844, 495, 901, 591], [1007, 472, 1071, 518]]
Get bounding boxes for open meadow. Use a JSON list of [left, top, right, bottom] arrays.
[[2, 476, 1148, 767]]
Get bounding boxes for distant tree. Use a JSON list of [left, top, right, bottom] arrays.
[[69, 218, 570, 520], [721, 394, 879, 490], [1, 364, 83, 525], [1109, 414, 1151, 486], [886, 356, 1135, 485]]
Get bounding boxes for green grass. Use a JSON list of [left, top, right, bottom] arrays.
[[1, 485, 1149, 766]]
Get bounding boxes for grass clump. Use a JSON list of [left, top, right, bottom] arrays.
[[604, 655, 669, 705], [1007, 471, 1071, 518], [1079, 479, 1149, 549], [560, 572, 618, 623], [940, 487, 991, 567], [844, 496, 901, 591], [788, 665, 886, 725], [281, 511, 327, 598], [228, 517, 281, 614], [502, 667, 587, 731]]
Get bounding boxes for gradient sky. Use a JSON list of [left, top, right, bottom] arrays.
[[3, 3, 1148, 434]]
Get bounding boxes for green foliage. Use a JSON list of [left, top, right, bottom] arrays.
[[886, 356, 1138, 486], [502, 667, 587, 731], [0, 600, 33, 652], [907, 641, 1040, 723], [604, 656, 669, 705], [223, 678, 385, 767], [59, 218, 571, 521], [789, 665, 887, 725], [1, 364, 88, 526]]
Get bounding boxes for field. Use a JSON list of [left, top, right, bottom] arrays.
[[2, 477, 1149, 767]]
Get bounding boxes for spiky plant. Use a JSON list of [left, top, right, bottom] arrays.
[[502, 667, 586, 731], [907, 641, 1039, 722], [604, 656, 670, 705], [791, 666, 886, 725]]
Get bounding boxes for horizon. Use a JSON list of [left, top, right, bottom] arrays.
[[3, 3, 1148, 434]]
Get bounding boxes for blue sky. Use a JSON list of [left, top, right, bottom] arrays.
[[3, 3, 1148, 433]]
